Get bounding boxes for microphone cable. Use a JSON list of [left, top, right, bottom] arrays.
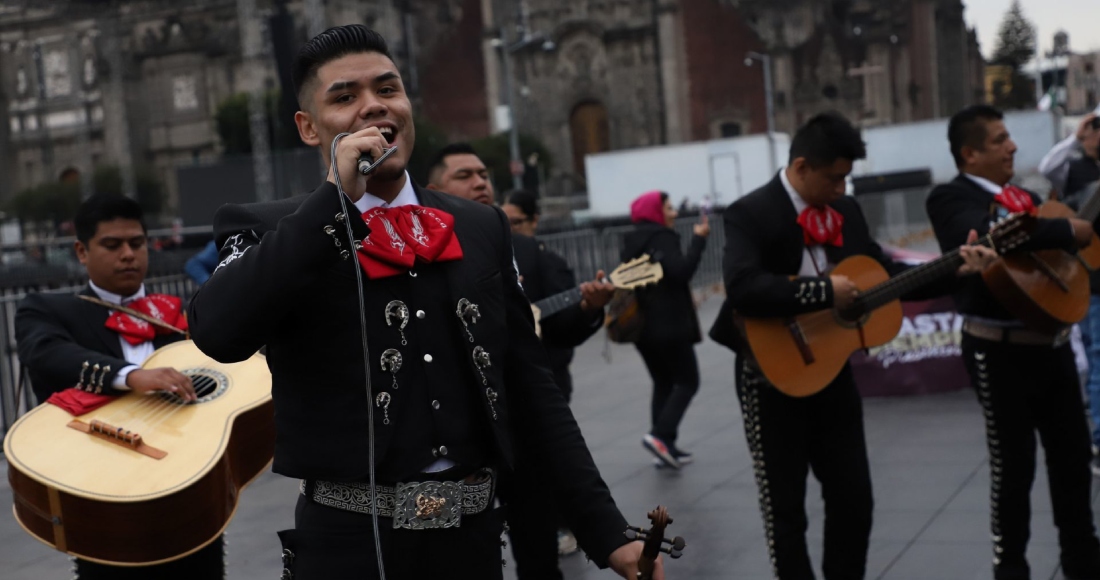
[[328, 132, 387, 580]]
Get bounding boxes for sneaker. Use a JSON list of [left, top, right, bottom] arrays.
[[671, 446, 693, 465], [557, 529, 578, 556], [642, 434, 681, 469]]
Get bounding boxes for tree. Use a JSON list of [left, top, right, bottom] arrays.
[[990, 0, 1037, 110], [468, 133, 552, 202], [992, 0, 1036, 69], [5, 182, 81, 224], [93, 165, 165, 220], [213, 90, 301, 155]]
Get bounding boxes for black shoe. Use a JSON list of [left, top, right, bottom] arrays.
[[671, 446, 693, 465]]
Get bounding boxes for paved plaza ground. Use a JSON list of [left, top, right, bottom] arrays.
[[3, 299, 1098, 579]]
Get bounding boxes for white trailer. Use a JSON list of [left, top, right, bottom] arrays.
[[582, 110, 1060, 219], [582, 133, 790, 218]]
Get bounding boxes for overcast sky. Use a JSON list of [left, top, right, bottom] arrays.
[[964, 0, 1100, 59]]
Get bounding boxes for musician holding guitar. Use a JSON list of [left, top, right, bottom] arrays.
[[927, 105, 1100, 580], [13, 194, 221, 579], [709, 113, 995, 580]]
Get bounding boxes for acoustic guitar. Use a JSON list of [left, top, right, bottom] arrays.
[[742, 212, 1034, 397], [4, 340, 274, 566], [983, 181, 1100, 333], [529, 254, 663, 336]]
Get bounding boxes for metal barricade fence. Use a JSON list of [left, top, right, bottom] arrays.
[[538, 216, 726, 290], [0, 275, 197, 436], [0, 218, 725, 438]]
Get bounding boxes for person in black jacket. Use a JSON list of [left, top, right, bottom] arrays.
[[186, 25, 657, 580], [430, 145, 614, 576], [15, 194, 217, 580], [927, 105, 1100, 580], [622, 189, 709, 470], [708, 112, 993, 580]]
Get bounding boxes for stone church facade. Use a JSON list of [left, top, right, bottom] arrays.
[[0, 0, 984, 210]]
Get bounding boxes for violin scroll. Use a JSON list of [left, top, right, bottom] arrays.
[[626, 505, 686, 580]]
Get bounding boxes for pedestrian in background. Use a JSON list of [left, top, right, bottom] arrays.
[[622, 190, 709, 469]]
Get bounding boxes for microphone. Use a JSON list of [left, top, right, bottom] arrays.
[[358, 146, 398, 175]]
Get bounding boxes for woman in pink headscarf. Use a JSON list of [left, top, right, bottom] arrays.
[[621, 190, 710, 470]]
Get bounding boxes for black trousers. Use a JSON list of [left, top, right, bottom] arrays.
[[281, 492, 505, 580], [504, 462, 565, 580], [961, 335, 1100, 580], [506, 362, 574, 580], [637, 341, 700, 446], [736, 360, 873, 580], [74, 535, 225, 579]]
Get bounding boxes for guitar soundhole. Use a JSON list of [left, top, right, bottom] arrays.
[[160, 369, 229, 405]]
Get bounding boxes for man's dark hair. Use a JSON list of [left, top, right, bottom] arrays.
[[788, 112, 867, 167], [292, 25, 394, 109], [74, 194, 145, 244], [427, 142, 479, 183], [505, 189, 540, 217], [948, 104, 1004, 168]]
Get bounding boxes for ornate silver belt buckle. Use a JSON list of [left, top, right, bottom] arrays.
[[393, 480, 463, 530]]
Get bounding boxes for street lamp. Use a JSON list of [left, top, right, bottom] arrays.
[[745, 51, 777, 174], [491, 37, 524, 191], [492, 34, 555, 192]]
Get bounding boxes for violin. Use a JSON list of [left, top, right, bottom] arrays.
[[624, 505, 686, 579]]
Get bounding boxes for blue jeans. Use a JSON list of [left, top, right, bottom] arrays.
[[1080, 295, 1100, 448]]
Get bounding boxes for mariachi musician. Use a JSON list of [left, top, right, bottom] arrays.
[[187, 24, 657, 579], [14, 193, 219, 579], [709, 112, 993, 579], [927, 104, 1100, 580]]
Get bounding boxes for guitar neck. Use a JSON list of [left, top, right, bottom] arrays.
[[533, 287, 585, 319], [856, 241, 983, 311], [1076, 182, 1100, 222]]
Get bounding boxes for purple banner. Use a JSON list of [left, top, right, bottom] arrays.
[[849, 297, 970, 397]]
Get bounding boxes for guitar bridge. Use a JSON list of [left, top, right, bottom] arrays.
[[67, 419, 167, 460], [785, 318, 816, 365]]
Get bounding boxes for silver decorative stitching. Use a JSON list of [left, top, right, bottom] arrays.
[[740, 363, 779, 579], [972, 350, 1005, 567]]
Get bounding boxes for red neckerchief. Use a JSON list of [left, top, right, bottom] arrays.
[[46, 388, 114, 416], [105, 294, 187, 346], [797, 205, 845, 247], [356, 205, 464, 278], [995, 185, 1037, 215]]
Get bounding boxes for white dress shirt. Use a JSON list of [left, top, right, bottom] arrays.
[[963, 173, 1006, 195], [88, 281, 154, 389], [780, 168, 831, 277], [353, 172, 419, 212]]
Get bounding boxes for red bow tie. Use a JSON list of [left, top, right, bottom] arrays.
[[105, 294, 188, 346], [798, 205, 844, 247], [995, 185, 1037, 214], [356, 205, 464, 278]]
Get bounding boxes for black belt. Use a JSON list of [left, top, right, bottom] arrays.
[[301, 468, 495, 530]]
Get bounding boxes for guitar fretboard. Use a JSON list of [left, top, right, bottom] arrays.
[[856, 239, 991, 312], [1076, 182, 1100, 223], [533, 288, 584, 319]]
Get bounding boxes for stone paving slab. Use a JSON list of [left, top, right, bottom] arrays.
[[2, 298, 1098, 579]]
